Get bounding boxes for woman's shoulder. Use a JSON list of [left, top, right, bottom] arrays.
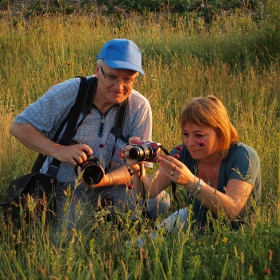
[[227, 142, 260, 164], [230, 142, 259, 155]]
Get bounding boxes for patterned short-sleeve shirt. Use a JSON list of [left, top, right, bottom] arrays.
[[14, 77, 152, 186]]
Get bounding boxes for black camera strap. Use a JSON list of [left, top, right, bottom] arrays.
[[34, 77, 97, 177], [106, 99, 128, 172], [40, 75, 128, 178], [141, 145, 180, 220], [159, 145, 179, 208]]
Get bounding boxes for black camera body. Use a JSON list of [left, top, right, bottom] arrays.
[[61, 138, 104, 185], [129, 140, 162, 163], [78, 155, 104, 185]]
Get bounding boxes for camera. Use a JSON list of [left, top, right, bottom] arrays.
[[62, 138, 104, 185], [77, 154, 104, 185], [129, 140, 162, 163]]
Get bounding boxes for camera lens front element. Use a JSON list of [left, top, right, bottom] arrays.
[[79, 156, 104, 185]]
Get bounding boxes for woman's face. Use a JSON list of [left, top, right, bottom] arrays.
[[182, 122, 220, 160]]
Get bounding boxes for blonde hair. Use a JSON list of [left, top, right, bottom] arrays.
[[179, 95, 239, 158]]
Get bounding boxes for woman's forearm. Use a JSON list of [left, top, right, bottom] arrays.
[[131, 164, 153, 198], [189, 178, 252, 220]]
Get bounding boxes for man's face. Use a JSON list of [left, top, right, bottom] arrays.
[[96, 63, 138, 105]]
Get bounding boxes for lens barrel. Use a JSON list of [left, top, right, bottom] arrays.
[[129, 144, 154, 161]]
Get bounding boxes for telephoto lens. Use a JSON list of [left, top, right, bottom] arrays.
[[129, 144, 154, 161]]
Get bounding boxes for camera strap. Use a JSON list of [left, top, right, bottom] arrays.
[[106, 99, 128, 172], [37, 77, 97, 177], [160, 145, 179, 208], [140, 144, 180, 220]]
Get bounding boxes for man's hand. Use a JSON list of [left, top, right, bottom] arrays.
[[53, 143, 92, 167], [124, 136, 143, 172], [10, 122, 93, 167]]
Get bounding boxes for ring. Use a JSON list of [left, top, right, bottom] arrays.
[[170, 165, 176, 175]]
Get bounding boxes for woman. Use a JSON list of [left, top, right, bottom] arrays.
[[125, 95, 261, 233]]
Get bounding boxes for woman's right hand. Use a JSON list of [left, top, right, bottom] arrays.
[[158, 154, 197, 192]]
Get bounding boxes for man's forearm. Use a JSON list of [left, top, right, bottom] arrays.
[[10, 122, 58, 156]]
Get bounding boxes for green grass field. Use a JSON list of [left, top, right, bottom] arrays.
[[0, 3, 279, 279]]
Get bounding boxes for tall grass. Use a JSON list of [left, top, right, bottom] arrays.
[[0, 7, 279, 279]]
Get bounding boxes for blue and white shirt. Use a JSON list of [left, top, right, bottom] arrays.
[[14, 77, 152, 186]]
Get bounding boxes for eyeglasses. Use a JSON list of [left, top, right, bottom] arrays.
[[99, 66, 137, 86]]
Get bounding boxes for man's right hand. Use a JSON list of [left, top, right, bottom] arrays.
[[53, 143, 93, 166], [10, 122, 92, 166], [124, 136, 143, 172]]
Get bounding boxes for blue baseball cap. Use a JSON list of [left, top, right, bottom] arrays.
[[97, 39, 144, 74]]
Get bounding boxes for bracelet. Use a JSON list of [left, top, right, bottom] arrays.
[[194, 179, 204, 195], [108, 173, 114, 186]]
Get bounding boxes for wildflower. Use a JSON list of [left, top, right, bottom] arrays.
[[99, 143, 105, 148], [127, 184, 134, 190], [222, 237, 228, 243], [127, 167, 134, 176], [173, 145, 183, 159], [198, 141, 206, 147], [66, 62, 71, 66], [263, 269, 270, 275], [118, 149, 125, 158]]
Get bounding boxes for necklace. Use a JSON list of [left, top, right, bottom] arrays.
[[202, 161, 220, 186]]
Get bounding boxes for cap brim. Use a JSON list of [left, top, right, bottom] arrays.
[[104, 58, 144, 75]]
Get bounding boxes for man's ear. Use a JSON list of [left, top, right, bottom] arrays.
[[95, 64, 100, 77]]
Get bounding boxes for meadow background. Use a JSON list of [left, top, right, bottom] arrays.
[[0, 0, 280, 279]]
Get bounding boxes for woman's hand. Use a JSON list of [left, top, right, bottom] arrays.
[[158, 154, 196, 190]]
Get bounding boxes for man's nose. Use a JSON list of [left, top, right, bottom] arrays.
[[113, 79, 125, 89]]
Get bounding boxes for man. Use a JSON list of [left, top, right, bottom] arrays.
[[10, 39, 170, 231]]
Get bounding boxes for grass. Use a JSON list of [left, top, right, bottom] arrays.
[[0, 5, 280, 279]]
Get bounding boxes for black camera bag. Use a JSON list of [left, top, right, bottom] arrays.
[[1, 172, 57, 225], [0, 76, 98, 226]]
